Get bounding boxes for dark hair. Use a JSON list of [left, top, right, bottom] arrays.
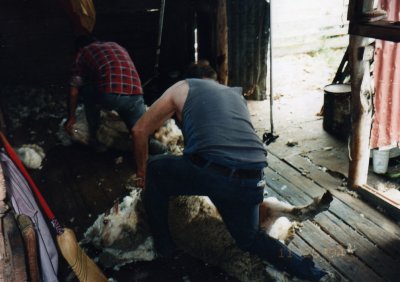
[[185, 59, 217, 80], [75, 34, 98, 51]]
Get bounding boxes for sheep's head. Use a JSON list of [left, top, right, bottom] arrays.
[[99, 206, 135, 247], [84, 189, 152, 250]]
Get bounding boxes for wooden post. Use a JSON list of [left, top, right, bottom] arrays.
[[348, 35, 374, 189], [216, 0, 228, 85], [347, 0, 376, 189]]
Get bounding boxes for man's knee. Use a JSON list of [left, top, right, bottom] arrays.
[[145, 156, 170, 186]]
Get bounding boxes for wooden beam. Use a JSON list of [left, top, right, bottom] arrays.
[[349, 20, 400, 43], [347, 35, 374, 189], [347, 0, 400, 43], [359, 184, 400, 221]]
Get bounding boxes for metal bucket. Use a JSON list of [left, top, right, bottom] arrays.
[[323, 84, 351, 139]]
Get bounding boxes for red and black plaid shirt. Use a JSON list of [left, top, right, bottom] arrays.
[[71, 41, 143, 95]]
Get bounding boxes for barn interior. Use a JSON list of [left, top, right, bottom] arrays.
[[0, 0, 400, 281]]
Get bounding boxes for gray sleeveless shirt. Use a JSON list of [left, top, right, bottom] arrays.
[[182, 79, 267, 169]]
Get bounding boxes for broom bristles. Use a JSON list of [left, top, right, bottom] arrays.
[[57, 228, 107, 282]]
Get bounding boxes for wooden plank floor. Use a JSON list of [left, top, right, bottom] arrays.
[[33, 143, 400, 281], [19, 96, 400, 281], [265, 152, 400, 282], [22, 94, 399, 281]]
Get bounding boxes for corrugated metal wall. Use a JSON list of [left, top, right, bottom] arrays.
[[227, 0, 269, 100], [370, 0, 400, 149]]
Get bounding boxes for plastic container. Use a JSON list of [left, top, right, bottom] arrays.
[[372, 149, 390, 174]]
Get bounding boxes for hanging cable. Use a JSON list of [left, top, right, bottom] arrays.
[[263, 0, 279, 145]]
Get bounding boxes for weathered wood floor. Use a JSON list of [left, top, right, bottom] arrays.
[[34, 143, 400, 282], [265, 152, 400, 282]]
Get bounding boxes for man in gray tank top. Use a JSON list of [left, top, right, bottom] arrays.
[[132, 62, 328, 281]]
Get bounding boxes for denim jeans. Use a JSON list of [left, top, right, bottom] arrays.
[[81, 84, 146, 136], [144, 154, 327, 281], [81, 85, 166, 154]]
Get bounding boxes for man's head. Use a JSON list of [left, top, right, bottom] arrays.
[[75, 34, 98, 51], [185, 60, 217, 80]]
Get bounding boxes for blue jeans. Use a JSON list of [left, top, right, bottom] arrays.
[[144, 154, 327, 281], [81, 84, 146, 136], [81, 85, 166, 154]]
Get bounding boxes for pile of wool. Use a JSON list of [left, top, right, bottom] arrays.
[[15, 144, 46, 169], [153, 119, 184, 155]]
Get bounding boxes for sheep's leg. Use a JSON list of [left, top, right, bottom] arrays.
[[289, 190, 333, 221], [283, 221, 299, 245], [259, 198, 295, 224], [260, 191, 332, 244], [261, 191, 332, 223], [259, 197, 297, 239]]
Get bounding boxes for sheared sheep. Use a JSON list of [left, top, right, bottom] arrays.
[[82, 185, 332, 281]]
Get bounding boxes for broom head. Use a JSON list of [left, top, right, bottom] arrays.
[[57, 228, 107, 282]]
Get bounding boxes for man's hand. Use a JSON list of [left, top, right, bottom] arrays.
[[135, 177, 145, 189], [64, 117, 76, 136], [134, 174, 145, 189]]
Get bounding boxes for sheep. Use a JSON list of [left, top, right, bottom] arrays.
[[82, 185, 332, 281]]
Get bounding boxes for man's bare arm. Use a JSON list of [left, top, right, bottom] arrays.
[[132, 80, 188, 188]]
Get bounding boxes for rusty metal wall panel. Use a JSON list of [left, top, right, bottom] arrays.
[[370, 0, 400, 148]]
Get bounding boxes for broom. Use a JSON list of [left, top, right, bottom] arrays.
[[0, 131, 107, 282]]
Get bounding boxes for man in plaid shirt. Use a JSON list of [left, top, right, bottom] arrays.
[[64, 35, 166, 154]]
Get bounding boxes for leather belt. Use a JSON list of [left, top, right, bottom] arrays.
[[189, 154, 262, 179], [107, 93, 143, 96]]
